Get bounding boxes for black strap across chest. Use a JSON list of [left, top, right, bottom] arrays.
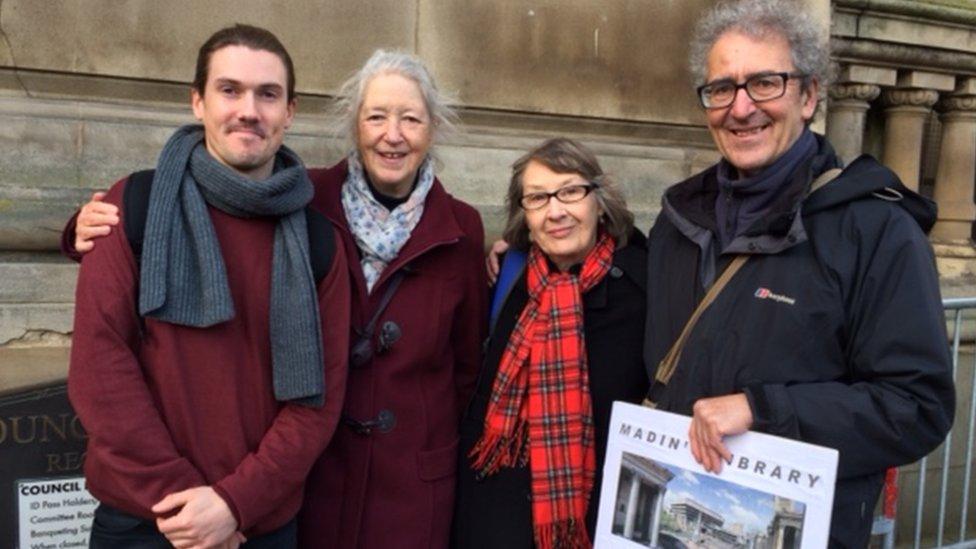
[[122, 169, 335, 283]]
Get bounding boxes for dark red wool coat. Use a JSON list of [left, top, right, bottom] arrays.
[[68, 176, 351, 537], [298, 161, 487, 548]]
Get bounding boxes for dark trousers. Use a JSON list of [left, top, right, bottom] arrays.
[[89, 504, 296, 548]]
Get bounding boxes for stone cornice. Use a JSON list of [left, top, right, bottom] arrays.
[[831, 37, 976, 77], [882, 88, 940, 108], [939, 95, 976, 112], [829, 83, 882, 101], [834, 0, 976, 27]]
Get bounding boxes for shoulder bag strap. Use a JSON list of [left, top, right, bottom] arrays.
[[644, 254, 749, 408], [349, 270, 406, 368], [643, 166, 844, 408]]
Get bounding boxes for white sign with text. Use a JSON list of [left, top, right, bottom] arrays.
[[17, 476, 98, 549], [595, 403, 838, 548]]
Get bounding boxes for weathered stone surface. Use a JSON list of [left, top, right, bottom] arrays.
[[0, 91, 714, 253], [690, 149, 724, 175], [936, 244, 976, 289], [6, 69, 187, 104], [835, 0, 976, 27], [0, 93, 347, 186], [836, 64, 898, 86], [0, 347, 70, 394], [0, 304, 73, 346], [78, 122, 181, 186], [474, 204, 509, 245], [0, 261, 77, 304], [0, 116, 81, 187], [1, 0, 415, 96], [436, 144, 522, 206], [831, 9, 859, 37], [0, 185, 91, 251], [601, 153, 684, 208], [897, 70, 957, 92], [419, 0, 709, 124], [958, 76, 976, 95], [858, 11, 976, 52], [0, 10, 13, 68], [0, 0, 819, 125]]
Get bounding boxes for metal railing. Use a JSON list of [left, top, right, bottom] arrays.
[[875, 297, 976, 548]]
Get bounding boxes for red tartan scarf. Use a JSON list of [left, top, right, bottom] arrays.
[[470, 232, 615, 549]]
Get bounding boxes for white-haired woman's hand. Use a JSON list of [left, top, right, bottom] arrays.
[[75, 191, 118, 252], [485, 239, 509, 286]]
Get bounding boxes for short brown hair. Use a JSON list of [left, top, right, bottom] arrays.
[[502, 138, 634, 251], [193, 24, 296, 101]]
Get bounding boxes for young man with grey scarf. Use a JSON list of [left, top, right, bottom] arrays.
[[67, 25, 349, 548]]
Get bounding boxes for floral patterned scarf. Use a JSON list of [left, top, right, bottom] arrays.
[[341, 152, 435, 292]]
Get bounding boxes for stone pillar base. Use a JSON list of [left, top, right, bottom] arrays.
[[931, 221, 974, 243], [933, 242, 976, 291]]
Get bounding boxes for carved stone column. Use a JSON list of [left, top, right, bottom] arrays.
[[881, 88, 939, 191], [931, 92, 976, 242], [623, 474, 640, 537], [649, 488, 665, 547], [827, 83, 881, 164]]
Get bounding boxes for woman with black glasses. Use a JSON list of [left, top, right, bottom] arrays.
[[453, 138, 649, 549]]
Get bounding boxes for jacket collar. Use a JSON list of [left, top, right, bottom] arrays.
[[496, 229, 646, 329], [663, 133, 843, 256], [585, 230, 647, 309], [312, 159, 466, 297], [804, 154, 937, 233]]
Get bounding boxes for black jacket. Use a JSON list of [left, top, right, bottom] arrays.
[[454, 233, 650, 548], [644, 137, 955, 548]]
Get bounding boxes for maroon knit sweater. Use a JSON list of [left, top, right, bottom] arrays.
[[68, 176, 350, 536]]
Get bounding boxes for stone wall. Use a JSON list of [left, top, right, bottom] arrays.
[[3, 0, 786, 392]]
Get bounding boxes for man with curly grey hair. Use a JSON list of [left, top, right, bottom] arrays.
[[643, 0, 955, 545]]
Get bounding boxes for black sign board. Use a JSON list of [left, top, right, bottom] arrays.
[[0, 383, 92, 547]]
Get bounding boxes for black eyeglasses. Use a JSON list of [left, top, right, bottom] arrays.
[[697, 72, 807, 109], [519, 183, 598, 210]]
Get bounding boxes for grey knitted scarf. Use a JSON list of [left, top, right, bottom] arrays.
[[140, 124, 324, 407]]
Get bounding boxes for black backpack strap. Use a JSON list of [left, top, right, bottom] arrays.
[[305, 206, 335, 284], [124, 173, 333, 285], [122, 169, 156, 263]]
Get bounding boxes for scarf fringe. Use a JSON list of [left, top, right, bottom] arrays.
[[534, 518, 591, 549], [468, 419, 528, 476]]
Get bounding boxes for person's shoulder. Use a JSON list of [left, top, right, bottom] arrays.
[[449, 196, 482, 224], [438, 188, 484, 238], [613, 230, 648, 290], [806, 192, 934, 279], [666, 162, 719, 194], [307, 161, 347, 187], [101, 171, 151, 208], [307, 162, 348, 217], [618, 229, 647, 257], [809, 182, 929, 239], [649, 162, 719, 235]]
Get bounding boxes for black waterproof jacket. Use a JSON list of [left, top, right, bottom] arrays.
[[644, 137, 955, 548], [454, 232, 650, 548]]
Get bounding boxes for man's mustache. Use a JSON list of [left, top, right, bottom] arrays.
[[227, 123, 266, 138]]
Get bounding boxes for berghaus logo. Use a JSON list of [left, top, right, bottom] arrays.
[[754, 287, 796, 305]]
